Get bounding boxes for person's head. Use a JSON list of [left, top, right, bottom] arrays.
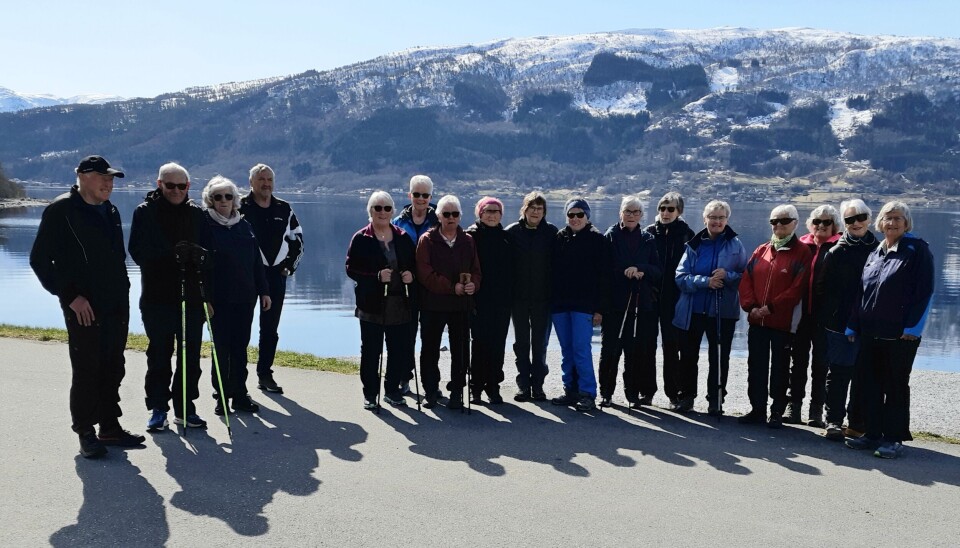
[[157, 162, 190, 205], [703, 200, 731, 238], [657, 192, 684, 224], [769, 204, 799, 239], [409, 175, 434, 212], [75, 155, 124, 205], [475, 196, 504, 228], [564, 198, 590, 232], [436, 194, 461, 230], [619, 195, 643, 229], [249, 163, 275, 203], [806, 204, 841, 239], [202, 175, 240, 217], [520, 191, 547, 226], [840, 198, 872, 238], [875, 200, 913, 243], [366, 190, 395, 223]]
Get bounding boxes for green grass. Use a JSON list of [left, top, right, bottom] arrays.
[[0, 323, 358, 374], [913, 431, 960, 445]]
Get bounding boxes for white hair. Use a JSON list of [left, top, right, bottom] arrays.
[[158, 162, 189, 182], [840, 198, 872, 219], [366, 190, 396, 221], [875, 200, 913, 232], [409, 174, 434, 194], [249, 163, 274, 183], [202, 175, 240, 212], [436, 194, 461, 213], [703, 200, 731, 219], [806, 204, 842, 234], [619, 195, 643, 215], [770, 204, 799, 221]]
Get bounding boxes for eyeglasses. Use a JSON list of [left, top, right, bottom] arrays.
[[162, 182, 188, 191], [706, 215, 727, 222], [882, 215, 905, 224], [482, 209, 502, 215], [411, 192, 431, 199], [212, 193, 234, 202], [373, 205, 393, 212], [844, 213, 869, 225], [811, 218, 834, 227], [769, 218, 796, 226], [623, 209, 641, 215], [567, 212, 586, 219], [441, 211, 460, 218], [659, 206, 676, 213], [526, 205, 545, 212]]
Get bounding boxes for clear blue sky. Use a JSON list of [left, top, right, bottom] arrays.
[[6, 0, 958, 98]]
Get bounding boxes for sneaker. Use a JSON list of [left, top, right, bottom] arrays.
[[383, 393, 407, 407], [676, 397, 694, 413], [258, 375, 284, 394], [400, 381, 412, 395], [514, 388, 531, 402], [551, 392, 578, 406], [637, 395, 654, 406], [575, 395, 596, 412], [874, 441, 903, 459], [78, 431, 107, 458], [807, 416, 826, 429], [98, 427, 146, 447], [767, 413, 783, 429], [530, 388, 547, 402], [214, 399, 228, 416], [232, 395, 260, 413], [363, 399, 378, 411], [846, 435, 881, 451], [173, 414, 207, 428], [783, 402, 802, 424], [448, 391, 464, 410], [738, 409, 766, 424], [824, 423, 844, 441], [599, 396, 614, 408], [147, 409, 168, 432]]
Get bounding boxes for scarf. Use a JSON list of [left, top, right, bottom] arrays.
[[770, 233, 793, 250], [207, 208, 241, 227], [839, 229, 877, 247]]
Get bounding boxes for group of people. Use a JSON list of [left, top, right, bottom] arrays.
[[348, 176, 934, 460], [31, 156, 303, 458]]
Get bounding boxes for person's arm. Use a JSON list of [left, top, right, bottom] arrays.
[[638, 236, 662, 284], [280, 208, 304, 275], [675, 246, 709, 293], [416, 235, 455, 295], [739, 247, 761, 312], [30, 205, 80, 305], [902, 243, 935, 338]]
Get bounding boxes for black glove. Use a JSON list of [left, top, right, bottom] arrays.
[[174, 241, 210, 269]]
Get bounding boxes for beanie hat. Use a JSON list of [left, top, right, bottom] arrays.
[[475, 196, 504, 218], [564, 198, 591, 219]]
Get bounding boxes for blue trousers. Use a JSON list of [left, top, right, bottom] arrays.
[[552, 311, 596, 397]]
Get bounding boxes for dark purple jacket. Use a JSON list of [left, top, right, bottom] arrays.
[[416, 226, 483, 312]]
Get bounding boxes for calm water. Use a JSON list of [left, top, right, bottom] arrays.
[[2, 188, 958, 372]]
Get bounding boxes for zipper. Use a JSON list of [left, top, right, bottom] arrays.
[[758, 247, 776, 326], [66, 216, 89, 264]]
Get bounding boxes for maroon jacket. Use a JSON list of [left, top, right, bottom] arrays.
[[416, 226, 483, 312]]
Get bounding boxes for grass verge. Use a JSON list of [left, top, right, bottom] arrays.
[[0, 323, 358, 375], [913, 431, 960, 445]]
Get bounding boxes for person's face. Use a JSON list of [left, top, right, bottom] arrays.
[[658, 202, 680, 224], [479, 204, 502, 228], [158, 172, 189, 204], [566, 208, 587, 231], [620, 206, 642, 229], [440, 203, 461, 229], [704, 208, 728, 236], [78, 172, 115, 204], [770, 212, 797, 239], [371, 201, 393, 224], [524, 203, 545, 226], [811, 214, 836, 239], [409, 184, 431, 212], [843, 207, 869, 238], [211, 189, 234, 217], [880, 210, 907, 242], [251, 170, 274, 202]]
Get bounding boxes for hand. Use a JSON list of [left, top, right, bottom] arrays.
[[712, 267, 727, 280], [707, 277, 724, 289], [901, 333, 918, 341], [592, 313, 603, 326], [758, 305, 771, 317], [261, 295, 272, 311], [455, 283, 465, 296], [464, 282, 476, 295], [624, 266, 638, 279], [847, 335, 857, 343], [69, 296, 95, 327], [281, 268, 291, 277], [401, 270, 413, 284], [379, 269, 393, 283]]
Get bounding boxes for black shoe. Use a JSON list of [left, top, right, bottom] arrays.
[[824, 423, 844, 441], [676, 397, 694, 413], [470, 391, 484, 405], [214, 399, 228, 416], [738, 409, 766, 424], [363, 399, 378, 411], [783, 402, 802, 424], [707, 400, 724, 417], [637, 395, 653, 406], [486, 387, 504, 405], [551, 392, 578, 406], [173, 414, 207, 429], [98, 427, 145, 447], [423, 388, 439, 409], [514, 388, 531, 402], [79, 431, 107, 458], [233, 395, 260, 413], [258, 375, 284, 394], [845, 435, 881, 451], [575, 395, 596, 412], [530, 388, 547, 402], [767, 413, 783, 429], [599, 396, 614, 408], [383, 392, 407, 407], [448, 391, 464, 410]]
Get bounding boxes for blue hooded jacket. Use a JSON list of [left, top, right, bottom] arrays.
[[672, 225, 747, 330]]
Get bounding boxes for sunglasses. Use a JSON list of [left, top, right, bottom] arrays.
[[659, 206, 676, 213], [844, 213, 869, 224], [411, 192, 431, 199], [769, 218, 796, 226], [373, 205, 393, 212], [441, 211, 460, 218], [213, 193, 234, 202], [567, 211, 586, 219], [811, 218, 834, 227], [162, 182, 188, 191]]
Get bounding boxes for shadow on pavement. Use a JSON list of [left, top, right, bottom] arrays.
[[50, 451, 168, 548], [154, 393, 366, 536]]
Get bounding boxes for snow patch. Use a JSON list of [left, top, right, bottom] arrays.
[[711, 67, 739, 92], [830, 97, 873, 140]]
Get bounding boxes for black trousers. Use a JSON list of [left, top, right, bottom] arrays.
[[657, 303, 683, 402], [142, 304, 205, 417], [788, 314, 828, 413], [359, 319, 412, 400], [209, 301, 256, 399], [824, 363, 866, 427], [63, 306, 129, 434], [256, 266, 286, 378], [746, 325, 792, 415], [420, 309, 470, 393], [859, 336, 919, 443], [511, 300, 551, 392], [598, 308, 658, 399], [471, 303, 511, 393], [678, 313, 736, 403]]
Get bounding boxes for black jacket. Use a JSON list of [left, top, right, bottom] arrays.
[[466, 221, 514, 308], [605, 223, 662, 313], [551, 223, 611, 315], [815, 231, 879, 333], [345, 223, 418, 314], [206, 213, 269, 305], [128, 189, 212, 307], [645, 218, 695, 313], [505, 218, 558, 303], [30, 186, 129, 314], [239, 194, 304, 274]]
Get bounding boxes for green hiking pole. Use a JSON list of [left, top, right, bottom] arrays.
[[201, 298, 232, 439], [180, 264, 188, 437]]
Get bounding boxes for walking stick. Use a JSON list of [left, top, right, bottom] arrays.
[[375, 279, 389, 414], [714, 288, 723, 418], [405, 281, 422, 411], [460, 273, 472, 415], [197, 274, 232, 439], [180, 264, 188, 437], [618, 285, 635, 415]]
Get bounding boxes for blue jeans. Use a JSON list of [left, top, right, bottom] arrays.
[[552, 311, 596, 397]]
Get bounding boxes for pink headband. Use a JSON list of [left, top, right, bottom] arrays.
[[475, 196, 504, 218]]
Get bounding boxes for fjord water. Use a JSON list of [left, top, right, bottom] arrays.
[[2, 188, 957, 372]]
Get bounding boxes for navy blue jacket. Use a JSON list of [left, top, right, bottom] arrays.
[[551, 223, 611, 315], [206, 213, 269, 305], [466, 221, 514, 308], [604, 223, 661, 313], [505, 218, 558, 303], [645, 218, 695, 315]]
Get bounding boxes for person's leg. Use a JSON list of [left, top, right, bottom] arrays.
[[659, 304, 682, 403], [787, 315, 812, 411], [63, 307, 102, 434], [383, 323, 410, 397], [96, 309, 130, 430], [530, 301, 552, 393], [634, 314, 659, 400], [769, 329, 792, 417], [552, 312, 576, 394], [489, 305, 512, 390], [447, 311, 469, 393], [257, 267, 286, 379], [234, 302, 256, 397], [209, 304, 236, 398], [808, 326, 829, 424], [570, 312, 597, 398], [418, 311, 445, 396], [511, 301, 533, 392], [746, 325, 771, 413], [470, 306, 489, 397], [703, 313, 720, 405], [880, 338, 919, 443], [714, 317, 736, 406], [141, 305, 175, 413], [172, 307, 205, 418], [825, 362, 852, 425], [358, 319, 384, 401], [679, 314, 707, 403], [598, 309, 625, 399], [859, 337, 884, 441]]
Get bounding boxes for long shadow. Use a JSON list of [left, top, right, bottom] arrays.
[[50, 451, 168, 548], [154, 394, 366, 536], [378, 400, 960, 487]]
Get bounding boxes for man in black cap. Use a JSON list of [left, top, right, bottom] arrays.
[[31, 155, 145, 458]]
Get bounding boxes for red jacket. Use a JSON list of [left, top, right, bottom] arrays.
[[416, 226, 483, 312], [740, 234, 812, 333]]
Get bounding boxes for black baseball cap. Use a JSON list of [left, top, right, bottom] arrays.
[[76, 155, 125, 178]]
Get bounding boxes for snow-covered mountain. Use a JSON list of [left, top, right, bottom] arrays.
[[0, 87, 125, 112]]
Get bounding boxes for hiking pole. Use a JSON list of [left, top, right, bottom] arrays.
[[197, 274, 232, 439], [404, 281, 422, 411], [376, 279, 389, 414], [618, 285, 634, 415], [461, 273, 472, 415], [715, 288, 723, 418], [179, 263, 189, 437]]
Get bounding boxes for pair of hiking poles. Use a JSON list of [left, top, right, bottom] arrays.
[[375, 279, 423, 414]]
